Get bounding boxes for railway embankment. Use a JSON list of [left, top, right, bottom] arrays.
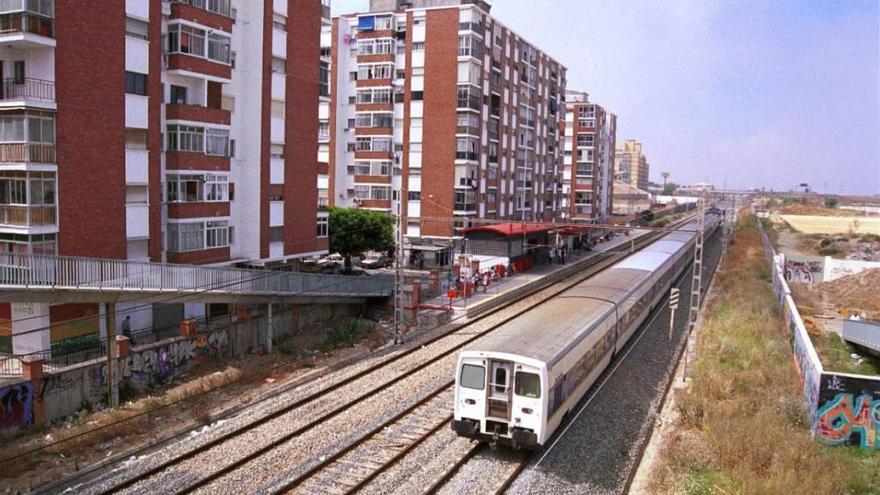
[[634, 214, 880, 494]]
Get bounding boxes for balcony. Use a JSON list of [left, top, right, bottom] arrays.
[[0, 0, 55, 47], [0, 142, 54, 163], [166, 103, 231, 126], [0, 78, 53, 108], [0, 204, 55, 227]]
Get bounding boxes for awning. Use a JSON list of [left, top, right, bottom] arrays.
[[462, 223, 553, 237], [409, 245, 452, 252]]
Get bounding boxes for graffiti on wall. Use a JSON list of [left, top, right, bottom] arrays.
[[123, 330, 229, 381], [816, 374, 880, 449], [0, 382, 34, 429], [784, 300, 822, 425], [784, 259, 822, 284]]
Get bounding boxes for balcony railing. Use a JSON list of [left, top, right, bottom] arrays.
[[0, 78, 53, 102], [0, 143, 54, 163], [0, 204, 55, 227], [0, 12, 53, 38], [171, 0, 231, 18]]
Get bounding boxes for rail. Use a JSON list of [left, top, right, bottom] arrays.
[[0, 77, 54, 101], [0, 253, 394, 297]]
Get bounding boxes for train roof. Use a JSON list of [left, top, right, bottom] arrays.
[[464, 297, 615, 366]]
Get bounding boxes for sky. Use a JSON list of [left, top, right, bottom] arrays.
[[332, 0, 880, 195]]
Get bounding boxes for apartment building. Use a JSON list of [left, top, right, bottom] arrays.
[[561, 90, 616, 223], [0, 0, 328, 355], [615, 138, 650, 192], [324, 0, 567, 262]]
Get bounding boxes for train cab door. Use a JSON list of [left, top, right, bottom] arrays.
[[487, 361, 512, 420]]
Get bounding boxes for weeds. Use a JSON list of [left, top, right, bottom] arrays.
[[649, 214, 880, 494], [322, 319, 374, 351]]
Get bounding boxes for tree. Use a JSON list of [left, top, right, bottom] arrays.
[[329, 207, 395, 270], [663, 182, 678, 195], [824, 197, 839, 209], [640, 209, 655, 223]]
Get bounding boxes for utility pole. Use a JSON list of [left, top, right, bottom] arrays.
[[668, 287, 680, 341], [104, 301, 119, 408], [394, 185, 407, 344], [683, 197, 705, 381]]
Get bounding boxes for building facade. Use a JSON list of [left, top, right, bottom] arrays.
[[324, 0, 567, 260], [614, 139, 650, 192], [0, 0, 328, 355], [561, 90, 615, 223]]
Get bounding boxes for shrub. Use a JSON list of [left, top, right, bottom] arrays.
[[824, 197, 839, 208], [817, 246, 843, 257], [322, 319, 373, 350]]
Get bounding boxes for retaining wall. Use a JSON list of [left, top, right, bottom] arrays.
[[759, 219, 880, 449]]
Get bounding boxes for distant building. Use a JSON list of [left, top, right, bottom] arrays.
[[561, 91, 616, 223], [615, 139, 650, 191], [611, 180, 652, 216], [677, 182, 716, 194], [324, 1, 567, 262]]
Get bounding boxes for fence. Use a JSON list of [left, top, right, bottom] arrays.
[[0, 253, 394, 298], [757, 218, 880, 449]]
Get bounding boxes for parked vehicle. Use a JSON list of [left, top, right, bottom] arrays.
[[360, 252, 393, 269]]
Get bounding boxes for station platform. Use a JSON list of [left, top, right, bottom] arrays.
[[419, 229, 648, 321]]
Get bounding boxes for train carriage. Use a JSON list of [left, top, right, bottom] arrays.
[[452, 216, 719, 449]]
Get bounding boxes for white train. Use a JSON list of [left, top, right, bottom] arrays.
[[452, 216, 719, 449]]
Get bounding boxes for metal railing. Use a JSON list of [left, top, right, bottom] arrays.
[[170, 0, 230, 17], [0, 204, 55, 227], [0, 253, 395, 298], [0, 77, 54, 101], [0, 142, 55, 162]]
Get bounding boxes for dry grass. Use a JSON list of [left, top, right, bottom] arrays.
[[649, 214, 880, 495]]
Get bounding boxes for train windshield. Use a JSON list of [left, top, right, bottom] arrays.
[[514, 372, 541, 398], [460, 364, 486, 390]]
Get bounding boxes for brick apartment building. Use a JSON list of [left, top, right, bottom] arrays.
[[323, 0, 567, 264], [615, 138, 650, 192], [561, 90, 616, 223], [0, 0, 329, 355]]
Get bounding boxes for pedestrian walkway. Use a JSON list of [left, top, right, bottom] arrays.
[[421, 229, 648, 319]]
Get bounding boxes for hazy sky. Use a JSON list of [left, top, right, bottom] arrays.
[[332, 0, 880, 195]]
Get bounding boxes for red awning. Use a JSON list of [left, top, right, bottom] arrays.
[[462, 223, 554, 238]]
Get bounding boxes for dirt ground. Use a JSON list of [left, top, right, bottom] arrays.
[[0, 322, 389, 494], [781, 214, 880, 235]]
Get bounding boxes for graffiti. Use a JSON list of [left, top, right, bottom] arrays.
[[784, 260, 821, 284], [122, 330, 230, 382], [0, 382, 34, 429], [816, 393, 880, 449]]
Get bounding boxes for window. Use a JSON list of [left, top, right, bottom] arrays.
[[408, 191, 421, 201], [356, 87, 392, 104], [271, 100, 285, 119], [357, 63, 393, 80], [208, 32, 232, 63], [205, 128, 230, 156], [13, 61, 24, 85], [125, 129, 148, 150], [206, 220, 229, 248], [514, 372, 541, 398], [125, 72, 147, 96], [459, 364, 485, 390], [167, 222, 203, 252], [271, 144, 285, 159], [170, 85, 187, 104], [272, 13, 287, 31], [374, 16, 393, 30], [167, 24, 206, 57], [458, 34, 483, 58], [269, 226, 284, 243], [412, 42, 425, 51], [577, 134, 595, 147], [317, 217, 328, 238], [355, 136, 392, 152], [356, 112, 393, 128], [357, 38, 393, 55], [167, 125, 204, 153], [318, 121, 330, 139], [271, 57, 286, 73], [166, 173, 229, 203], [320, 61, 330, 97]]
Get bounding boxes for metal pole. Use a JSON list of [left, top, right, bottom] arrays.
[[105, 302, 119, 408], [266, 303, 273, 354], [669, 307, 676, 341], [394, 186, 406, 344]]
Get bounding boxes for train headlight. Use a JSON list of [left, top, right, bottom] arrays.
[[521, 407, 533, 414]]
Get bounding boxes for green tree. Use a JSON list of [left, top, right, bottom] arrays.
[[329, 207, 395, 270], [640, 209, 655, 223], [663, 182, 678, 195], [824, 197, 839, 208]]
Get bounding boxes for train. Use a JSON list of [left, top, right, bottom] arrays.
[[451, 215, 720, 449]]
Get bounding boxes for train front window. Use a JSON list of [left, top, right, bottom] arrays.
[[460, 364, 485, 390], [514, 372, 541, 398]]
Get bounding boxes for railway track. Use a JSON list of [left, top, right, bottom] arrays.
[[81, 220, 692, 495]]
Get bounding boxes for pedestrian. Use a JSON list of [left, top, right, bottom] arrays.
[[121, 315, 134, 345], [561, 246, 566, 264]]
